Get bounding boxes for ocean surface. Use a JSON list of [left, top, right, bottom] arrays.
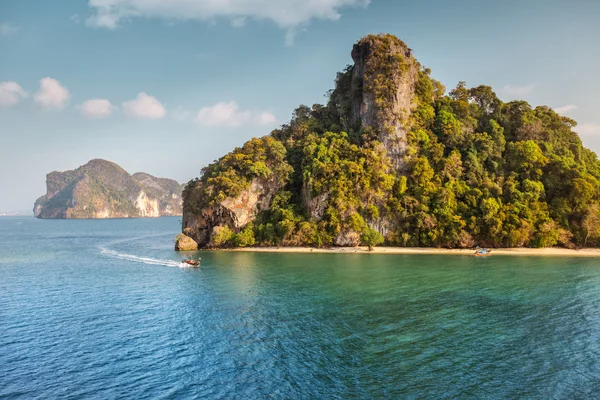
[[1, 217, 600, 399]]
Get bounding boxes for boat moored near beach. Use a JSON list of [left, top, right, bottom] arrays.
[[474, 248, 492, 257]]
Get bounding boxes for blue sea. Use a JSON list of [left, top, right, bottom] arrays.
[[1, 216, 600, 398]]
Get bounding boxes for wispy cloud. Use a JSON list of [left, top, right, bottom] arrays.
[[499, 84, 535, 100], [122, 92, 166, 119], [195, 101, 276, 127], [230, 17, 246, 28], [172, 106, 192, 122], [34, 78, 71, 110], [577, 124, 600, 136], [0, 22, 18, 36], [85, 0, 370, 44], [0, 81, 28, 107], [78, 99, 115, 118], [554, 105, 577, 115]]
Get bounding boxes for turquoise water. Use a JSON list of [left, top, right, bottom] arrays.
[[1, 217, 600, 398]]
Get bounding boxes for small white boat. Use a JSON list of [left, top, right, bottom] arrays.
[[474, 248, 491, 257]]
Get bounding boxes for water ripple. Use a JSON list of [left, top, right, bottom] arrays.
[[3, 218, 600, 398]]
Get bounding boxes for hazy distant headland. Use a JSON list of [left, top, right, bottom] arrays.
[[34, 159, 184, 219], [0, 211, 32, 217], [179, 33, 600, 251]]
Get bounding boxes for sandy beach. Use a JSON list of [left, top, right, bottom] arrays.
[[225, 246, 600, 257]]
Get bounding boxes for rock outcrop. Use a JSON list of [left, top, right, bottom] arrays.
[[181, 135, 291, 247], [132, 172, 184, 217], [334, 230, 361, 247], [332, 34, 419, 170], [181, 34, 419, 247], [182, 177, 284, 247], [175, 234, 198, 251], [180, 33, 600, 250], [34, 159, 184, 219]]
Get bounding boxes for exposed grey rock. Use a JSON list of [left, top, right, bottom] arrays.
[[334, 230, 361, 247], [182, 178, 283, 247], [175, 234, 198, 251]]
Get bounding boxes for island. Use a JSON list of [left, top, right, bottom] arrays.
[[179, 33, 600, 250], [34, 159, 184, 219]]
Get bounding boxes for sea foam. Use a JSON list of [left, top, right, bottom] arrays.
[[99, 247, 187, 268]]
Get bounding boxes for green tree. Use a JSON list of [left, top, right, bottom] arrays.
[[582, 204, 600, 247], [361, 228, 384, 250], [182, 34, 600, 251], [234, 223, 256, 247], [210, 226, 235, 247]]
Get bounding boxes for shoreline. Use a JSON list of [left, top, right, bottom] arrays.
[[220, 246, 600, 257]]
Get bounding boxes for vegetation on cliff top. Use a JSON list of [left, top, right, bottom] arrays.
[[184, 34, 600, 249]]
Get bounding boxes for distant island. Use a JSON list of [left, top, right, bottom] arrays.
[[34, 159, 184, 219], [0, 211, 31, 217], [178, 33, 600, 251]]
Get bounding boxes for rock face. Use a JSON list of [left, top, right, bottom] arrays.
[[333, 34, 419, 170], [181, 34, 421, 248], [175, 234, 198, 251], [180, 33, 600, 250], [132, 172, 184, 216], [182, 178, 284, 247], [34, 159, 184, 219], [334, 230, 361, 247]]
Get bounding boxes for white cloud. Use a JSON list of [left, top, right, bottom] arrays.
[[230, 17, 246, 28], [86, 0, 369, 42], [78, 99, 115, 118], [172, 106, 192, 122], [499, 84, 535, 100], [577, 124, 600, 136], [122, 92, 166, 119], [256, 111, 277, 125], [554, 104, 577, 115], [34, 78, 71, 109], [0, 22, 18, 36], [195, 101, 276, 127], [0, 81, 28, 107]]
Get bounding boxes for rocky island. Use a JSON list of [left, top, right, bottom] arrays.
[[34, 159, 184, 219], [180, 34, 600, 250]]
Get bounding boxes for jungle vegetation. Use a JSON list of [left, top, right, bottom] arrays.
[[184, 35, 600, 249]]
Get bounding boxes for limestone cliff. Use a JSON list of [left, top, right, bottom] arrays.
[[181, 33, 600, 249], [132, 172, 184, 216], [182, 178, 284, 246], [330, 34, 419, 170], [181, 34, 419, 247], [34, 159, 184, 219], [182, 136, 291, 246]]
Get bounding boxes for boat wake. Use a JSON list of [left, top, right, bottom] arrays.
[[99, 247, 188, 268]]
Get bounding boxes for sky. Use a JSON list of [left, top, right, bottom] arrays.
[[1, 0, 600, 212]]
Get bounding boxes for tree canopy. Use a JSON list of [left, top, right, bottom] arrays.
[[183, 35, 600, 249]]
